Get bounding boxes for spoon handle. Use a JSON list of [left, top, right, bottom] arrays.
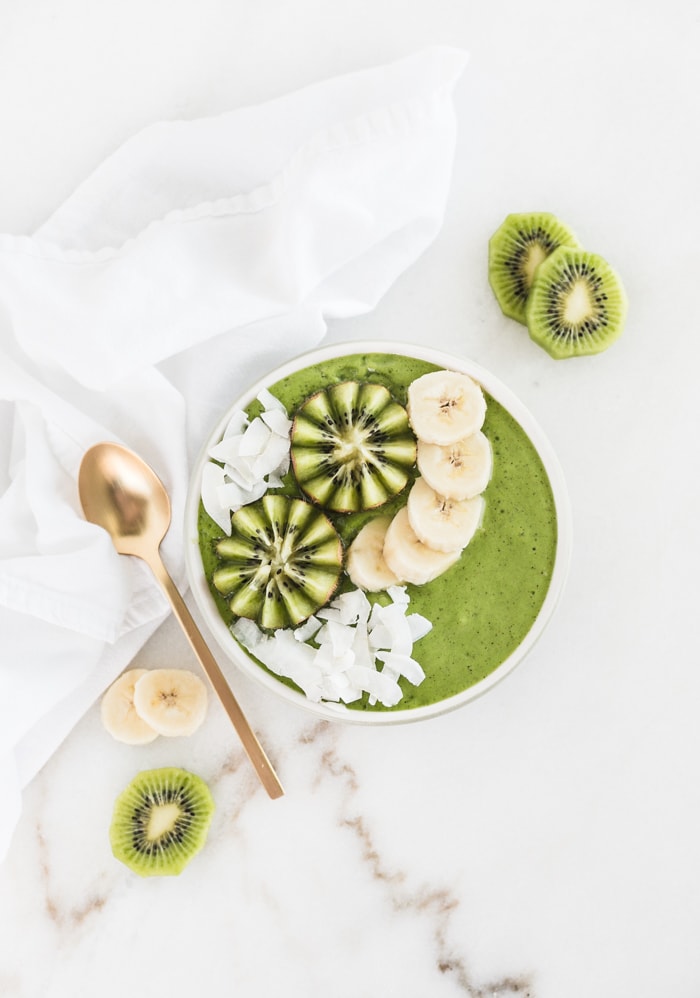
[[148, 552, 284, 800]]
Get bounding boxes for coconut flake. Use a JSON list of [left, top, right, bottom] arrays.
[[239, 417, 271, 456], [201, 462, 233, 534], [231, 617, 264, 650], [314, 643, 355, 676], [317, 619, 356, 658], [223, 459, 258, 490], [234, 623, 324, 701], [251, 433, 290, 479], [351, 612, 373, 668], [337, 682, 363, 704], [214, 480, 247, 513], [294, 616, 322, 642], [375, 651, 426, 686], [319, 673, 347, 702], [257, 387, 286, 412], [222, 410, 249, 438], [370, 603, 413, 655], [225, 478, 268, 509], [386, 585, 410, 606], [201, 391, 292, 521], [318, 589, 370, 626], [347, 665, 403, 707], [367, 624, 392, 653], [260, 408, 293, 437], [408, 613, 433, 642], [208, 436, 243, 465], [229, 585, 432, 709]]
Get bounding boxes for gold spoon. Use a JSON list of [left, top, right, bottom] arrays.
[[78, 441, 284, 800]]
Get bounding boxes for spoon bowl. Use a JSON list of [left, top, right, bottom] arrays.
[[78, 441, 283, 799], [78, 443, 171, 558]]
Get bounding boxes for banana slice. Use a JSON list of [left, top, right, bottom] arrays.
[[382, 507, 461, 586], [133, 669, 208, 737], [407, 370, 486, 445], [416, 431, 492, 501], [101, 669, 159, 745], [346, 515, 403, 591], [407, 477, 485, 553]]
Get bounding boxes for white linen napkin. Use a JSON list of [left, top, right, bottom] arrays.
[[0, 45, 468, 860]]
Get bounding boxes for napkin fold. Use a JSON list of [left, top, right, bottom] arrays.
[[0, 45, 468, 860]]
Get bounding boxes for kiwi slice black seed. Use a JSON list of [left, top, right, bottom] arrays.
[[525, 246, 628, 359], [212, 494, 343, 629], [488, 212, 581, 324], [290, 380, 417, 513], [110, 767, 215, 877]]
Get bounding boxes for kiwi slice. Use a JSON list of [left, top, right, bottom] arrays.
[[212, 494, 343, 629], [488, 212, 581, 323], [525, 246, 628, 359], [109, 767, 214, 877], [290, 381, 417, 513]]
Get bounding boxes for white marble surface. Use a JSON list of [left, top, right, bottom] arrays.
[[2, 2, 700, 997]]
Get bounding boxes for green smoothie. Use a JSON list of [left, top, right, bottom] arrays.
[[197, 352, 558, 712]]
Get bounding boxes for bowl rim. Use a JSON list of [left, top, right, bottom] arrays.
[[183, 339, 572, 725]]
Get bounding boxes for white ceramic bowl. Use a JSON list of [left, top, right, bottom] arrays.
[[184, 341, 572, 725]]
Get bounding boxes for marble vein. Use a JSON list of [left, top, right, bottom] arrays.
[[299, 720, 534, 997], [36, 824, 108, 931], [3, 700, 538, 998]]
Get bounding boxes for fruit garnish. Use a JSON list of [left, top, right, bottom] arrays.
[[132, 669, 208, 737], [290, 381, 416, 513], [346, 516, 402, 592], [109, 768, 215, 877], [416, 431, 492, 501], [406, 369, 486, 444], [101, 668, 208, 741], [382, 507, 462, 585], [406, 477, 484, 553], [525, 246, 628, 358], [212, 494, 343, 629], [101, 669, 159, 745], [488, 211, 581, 324]]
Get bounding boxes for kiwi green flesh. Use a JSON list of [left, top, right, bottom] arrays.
[[488, 212, 581, 324], [290, 380, 417, 513], [525, 246, 628, 359], [212, 495, 343, 629], [109, 767, 214, 877]]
